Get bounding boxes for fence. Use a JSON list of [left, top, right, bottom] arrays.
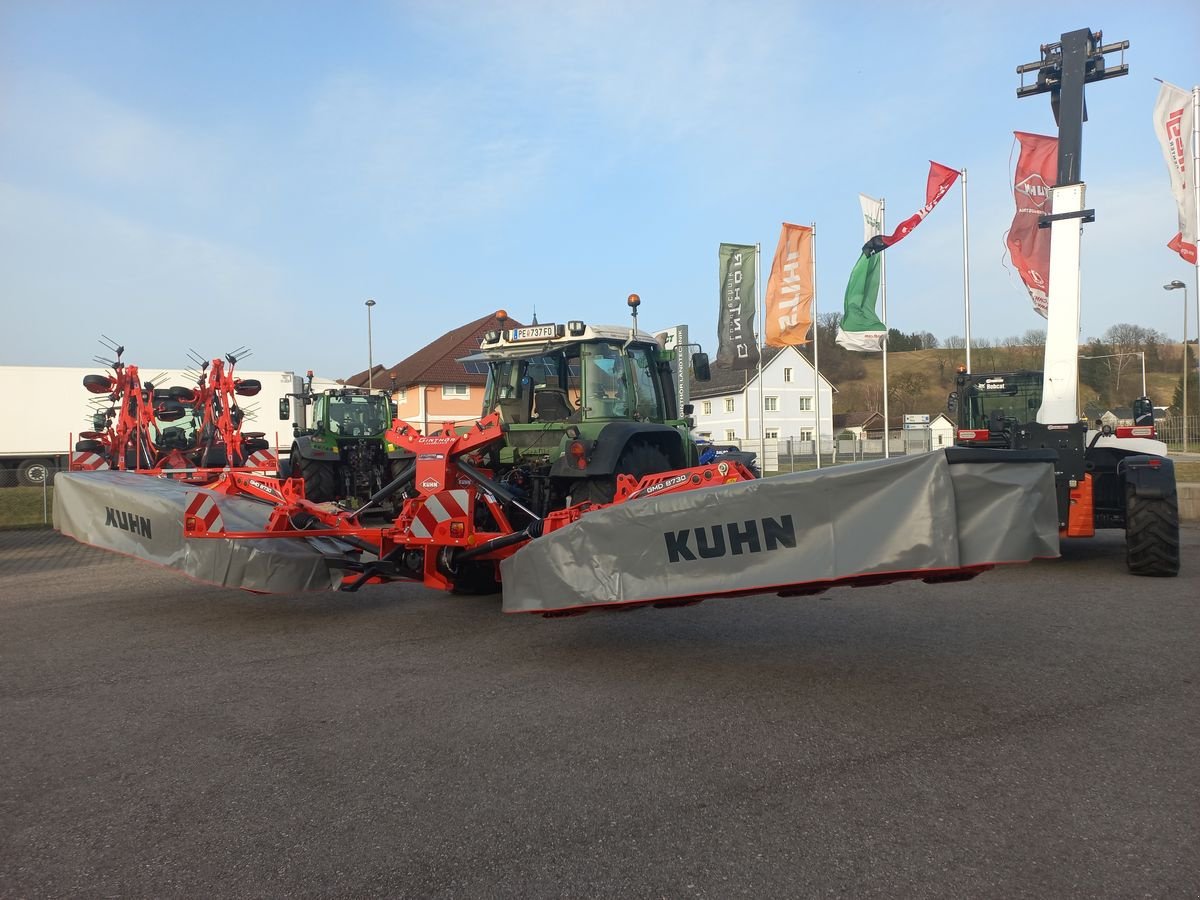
[[728, 430, 944, 473], [1153, 416, 1200, 451], [0, 464, 63, 526]]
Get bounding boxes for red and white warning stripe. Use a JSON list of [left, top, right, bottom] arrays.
[[244, 449, 278, 470], [70, 451, 109, 471], [184, 492, 225, 534], [410, 490, 469, 539]]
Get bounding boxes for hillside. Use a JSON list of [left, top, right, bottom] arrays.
[[813, 346, 1185, 421]]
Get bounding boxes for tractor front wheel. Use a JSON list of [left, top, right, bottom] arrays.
[[295, 450, 337, 502], [1124, 485, 1180, 577]]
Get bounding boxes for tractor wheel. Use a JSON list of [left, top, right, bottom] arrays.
[[1125, 485, 1180, 577], [296, 453, 337, 502], [82, 374, 114, 394], [75, 439, 104, 452], [582, 442, 672, 505], [200, 445, 228, 468], [17, 458, 54, 486]]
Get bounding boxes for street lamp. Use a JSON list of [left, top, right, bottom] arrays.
[[365, 298, 377, 391], [1163, 280, 1188, 451]]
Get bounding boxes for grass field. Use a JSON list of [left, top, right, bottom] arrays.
[[0, 487, 54, 530]]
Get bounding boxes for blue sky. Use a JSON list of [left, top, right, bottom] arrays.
[[2, 1, 1197, 378]]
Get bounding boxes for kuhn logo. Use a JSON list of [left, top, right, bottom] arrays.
[[104, 507, 152, 539], [1015, 174, 1050, 210], [665, 515, 795, 563], [421, 477, 442, 490]]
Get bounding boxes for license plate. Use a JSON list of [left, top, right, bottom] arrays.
[[511, 324, 558, 341]]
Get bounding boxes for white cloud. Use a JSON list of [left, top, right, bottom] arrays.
[[0, 73, 229, 203], [0, 182, 301, 367]]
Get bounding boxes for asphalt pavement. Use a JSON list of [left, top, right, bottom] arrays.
[[1, 527, 1197, 898]]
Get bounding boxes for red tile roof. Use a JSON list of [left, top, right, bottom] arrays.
[[345, 311, 523, 389]]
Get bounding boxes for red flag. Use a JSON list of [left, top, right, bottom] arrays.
[[1006, 132, 1057, 318], [864, 161, 960, 255], [765, 223, 814, 347]]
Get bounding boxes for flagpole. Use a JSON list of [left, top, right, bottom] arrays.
[[756, 242, 765, 461], [812, 223, 822, 469], [1192, 86, 1200, 415], [880, 198, 890, 459], [961, 167, 973, 373]]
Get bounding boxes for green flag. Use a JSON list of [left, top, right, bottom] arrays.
[[838, 251, 885, 351]]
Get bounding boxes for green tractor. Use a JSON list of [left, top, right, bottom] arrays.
[[456, 295, 725, 516], [280, 377, 406, 506]]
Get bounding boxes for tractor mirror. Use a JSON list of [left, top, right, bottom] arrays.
[[279, 397, 291, 420], [691, 352, 711, 382], [947, 391, 958, 412], [683, 403, 694, 415]]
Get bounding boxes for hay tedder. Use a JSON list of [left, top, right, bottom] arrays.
[[55, 304, 1063, 617], [69, 340, 276, 481]]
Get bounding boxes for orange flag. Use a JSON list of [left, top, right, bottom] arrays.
[[765, 223, 814, 346]]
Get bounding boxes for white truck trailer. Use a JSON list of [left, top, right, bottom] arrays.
[[0, 366, 341, 486]]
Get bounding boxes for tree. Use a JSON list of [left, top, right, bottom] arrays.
[[888, 372, 930, 416]]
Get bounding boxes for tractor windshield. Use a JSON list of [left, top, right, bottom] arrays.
[[958, 374, 1043, 431], [482, 340, 663, 424], [326, 394, 389, 436]]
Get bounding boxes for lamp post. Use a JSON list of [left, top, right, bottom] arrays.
[[365, 298, 377, 391], [1164, 280, 1188, 451]]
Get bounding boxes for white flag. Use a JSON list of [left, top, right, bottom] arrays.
[[1153, 81, 1197, 264]]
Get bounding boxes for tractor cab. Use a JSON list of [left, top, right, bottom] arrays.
[[950, 370, 1044, 448]]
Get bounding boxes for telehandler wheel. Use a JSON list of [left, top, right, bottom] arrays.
[[582, 442, 672, 505], [296, 453, 337, 502], [1124, 485, 1180, 577]]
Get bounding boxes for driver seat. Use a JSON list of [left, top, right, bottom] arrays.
[[533, 388, 573, 422]]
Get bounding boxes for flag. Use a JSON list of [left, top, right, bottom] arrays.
[[1153, 81, 1197, 264], [1006, 132, 1057, 318], [836, 195, 886, 351], [716, 243, 759, 370], [765, 223, 814, 347], [862, 162, 960, 256], [837, 163, 960, 352]]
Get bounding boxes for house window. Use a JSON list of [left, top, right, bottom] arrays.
[[798, 396, 812, 411], [702, 400, 712, 416], [764, 397, 778, 412], [800, 430, 813, 441], [765, 429, 779, 440], [442, 384, 469, 399], [396, 388, 407, 404], [725, 429, 737, 441], [783, 367, 793, 383], [724, 398, 735, 413]]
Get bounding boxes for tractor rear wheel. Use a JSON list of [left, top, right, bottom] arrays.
[[75, 439, 104, 452], [1124, 485, 1180, 577], [581, 442, 672, 505], [296, 452, 337, 502]]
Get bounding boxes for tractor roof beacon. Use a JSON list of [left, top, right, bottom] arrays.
[[953, 28, 1179, 576]]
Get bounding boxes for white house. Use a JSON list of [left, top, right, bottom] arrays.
[[690, 346, 835, 444], [929, 412, 956, 449]]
